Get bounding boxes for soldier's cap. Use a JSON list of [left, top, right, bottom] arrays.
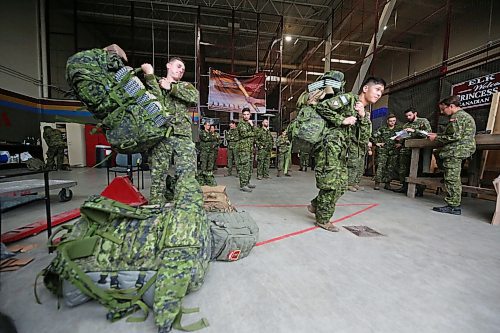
[[321, 70, 345, 82], [103, 44, 128, 62]]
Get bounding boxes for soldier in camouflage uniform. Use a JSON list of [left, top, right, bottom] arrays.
[[299, 146, 311, 172], [429, 95, 476, 215], [141, 59, 199, 206], [255, 118, 274, 180], [308, 75, 385, 232], [225, 120, 239, 176], [198, 121, 216, 186], [394, 108, 432, 195], [372, 114, 402, 190], [236, 108, 256, 192], [276, 129, 291, 177], [210, 125, 220, 171], [43, 126, 68, 170]]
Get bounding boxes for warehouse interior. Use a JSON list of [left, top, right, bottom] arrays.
[[1, 0, 500, 332]]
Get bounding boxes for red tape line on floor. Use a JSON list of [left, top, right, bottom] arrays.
[[254, 203, 379, 247], [1, 208, 81, 243]]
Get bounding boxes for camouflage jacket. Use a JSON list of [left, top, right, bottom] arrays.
[[437, 109, 476, 159], [199, 130, 212, 151], [255, 127, 274, 150], [226, 128, 239, 149], [211, 132, 221, 149], [276, 134, 290, 154], [43, 128, 66, 147], [372, 124, 403, 155], [236, 121, 255, 151], [145, 74, 198, 137], [400, 118, 432, 151], [315, 92, 370, 151]]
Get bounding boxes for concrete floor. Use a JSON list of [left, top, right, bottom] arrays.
[[1, 166, 499, 333]]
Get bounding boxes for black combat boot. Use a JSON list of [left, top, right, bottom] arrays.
[[393, 182, 408, 193]]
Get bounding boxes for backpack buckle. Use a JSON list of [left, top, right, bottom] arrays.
[[228, 250, 241, 261]]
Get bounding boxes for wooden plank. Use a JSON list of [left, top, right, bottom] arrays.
[[493, 176, 500, 225], [406, 148, 420, 198], [406, 177, 495, 195]]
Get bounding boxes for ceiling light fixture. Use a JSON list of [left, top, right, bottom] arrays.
[[284, 35, 293, 42], [383, 25, 387, 30], [306, 71, 324, 76], [321, 57, 356, 65]]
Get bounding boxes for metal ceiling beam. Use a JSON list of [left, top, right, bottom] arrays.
[[351, 0, 396, 92]]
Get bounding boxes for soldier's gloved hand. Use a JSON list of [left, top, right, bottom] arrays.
[[342, 116, 357, 126]]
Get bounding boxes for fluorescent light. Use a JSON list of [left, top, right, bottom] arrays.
[[383, 25, 387, 30], [306, 71, 324, 76], [287, 96, 294, 101], [321, 57, 356, 65], [284, 35, 293, 42]]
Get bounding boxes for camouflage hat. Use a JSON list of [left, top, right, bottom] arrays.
[[321, 70, 344, 82]]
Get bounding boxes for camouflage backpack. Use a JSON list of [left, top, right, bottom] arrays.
[[37, 177, 211, 333], [25, 157, 46, 171], [66, 48, 169, 154], [291, 71, 347, 146]]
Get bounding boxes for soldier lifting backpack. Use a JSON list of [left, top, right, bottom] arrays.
[[66, 44, 170, 154]]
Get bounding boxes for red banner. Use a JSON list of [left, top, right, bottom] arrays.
[[451, 72, 500, 110], [208, 69, 266, 113]]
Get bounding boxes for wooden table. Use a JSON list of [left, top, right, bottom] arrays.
[[405, 134, 500, 224]]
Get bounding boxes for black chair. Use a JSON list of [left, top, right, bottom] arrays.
[[106, 153, 145, 189]]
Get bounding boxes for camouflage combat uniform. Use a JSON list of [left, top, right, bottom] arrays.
[[299, 146, 311, 171], [255, 126, 274, 179], [372, 123, 402, 186], [435, 109, 476, 207], [198, 128, 216, 186], [398, 117, 432, 183], [211, 131, 220, 170], [144, 74, 199, 205], [236, 121, 255, 188], [347, 111, 372, 187], [276, 133, 290, 176], [310, 93, 364, 226], [226, 127, 239, 176], [43, 127, 66, 170]]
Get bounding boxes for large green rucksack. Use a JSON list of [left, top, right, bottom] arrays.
[[66, 48, 169, 154], [37, 177, 211, 333], [208, 211, 259, 262]]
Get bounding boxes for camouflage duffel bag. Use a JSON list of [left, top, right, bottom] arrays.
[[37, 182, 211, 332], [207, 211, 259, 261], [66, 48, 169, 154]]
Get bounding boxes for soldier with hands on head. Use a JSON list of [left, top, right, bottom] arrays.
[[255, 118, 274, 180], [372, 114, 402, 190], [236, 108, 256, 192], [394, 107, 432, 195], [141, 58, 199, 206], [428, 95, 476, 215]]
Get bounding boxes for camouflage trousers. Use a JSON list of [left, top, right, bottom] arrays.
[[227, 146, 238, 175], [299, 151, 309, 169], [374, 150, 399, 183], [46, 145, 65, 169], [256, 148, 271, 178], [439, 157, 463, 207], [312, 138, 348, 224], [150, 135, 198, 205], [276, 152, 287, 172], [212, 148, 219, 170], [198, 147, 216, 186], [347, 147, 366, 185], [237, 148, 253, 188]]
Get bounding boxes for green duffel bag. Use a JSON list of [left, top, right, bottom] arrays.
[[207, 211, 259, 262]]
